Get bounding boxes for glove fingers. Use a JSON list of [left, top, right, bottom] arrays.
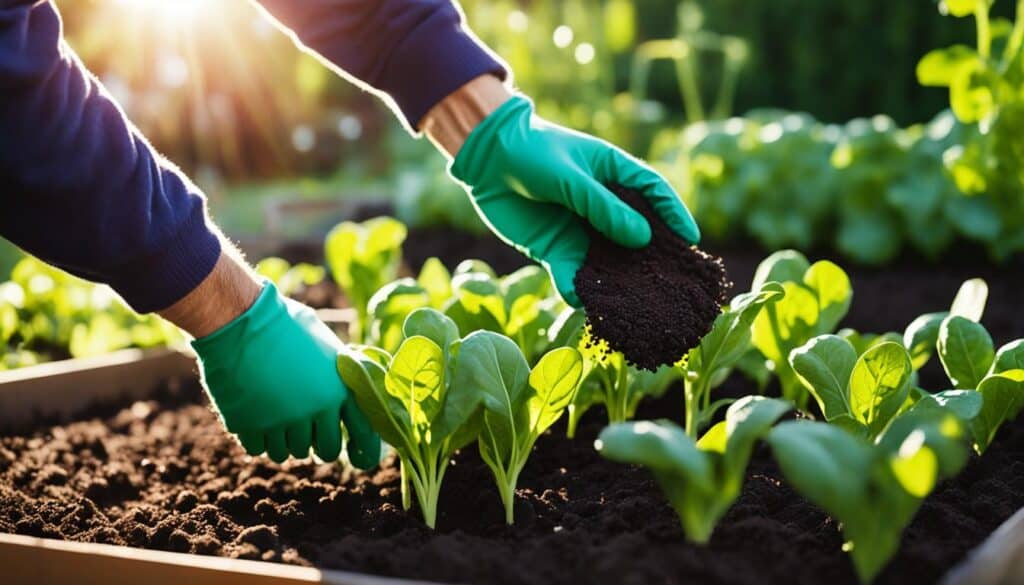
[[265, 430, 290, 464], [286, 420, 313, 459], [597, 148, 701, 244], [312, 409, 342, 462], [237, 430, 265, 457], [555, 174, 651, 249], [341, 400, 382, 470]]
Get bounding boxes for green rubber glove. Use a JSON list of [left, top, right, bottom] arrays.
[[192, 283, 380, 468], [449, 95, 700, 307]]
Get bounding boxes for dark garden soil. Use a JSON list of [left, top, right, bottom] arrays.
[[575, 185, 731, 371], [2, 237, 1023, 584]]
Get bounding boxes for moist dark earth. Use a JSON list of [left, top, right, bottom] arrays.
[[2, 233, 1024, 585], [575, 185, 731, 371]]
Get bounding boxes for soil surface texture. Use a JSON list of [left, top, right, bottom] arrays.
[[575, 185, 731, 370], [2, 242, 1024, 585]]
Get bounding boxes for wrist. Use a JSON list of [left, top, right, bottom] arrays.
[[421, 74, 514, 158], [159, 250, 262, 339]]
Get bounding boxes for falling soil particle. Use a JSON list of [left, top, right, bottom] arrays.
[[575, 184, 732, 370]]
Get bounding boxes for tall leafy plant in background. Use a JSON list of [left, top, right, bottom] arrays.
[[748, 250, 852, 409], [325, 217, 407, 343], [918, 0, 1024, 259]]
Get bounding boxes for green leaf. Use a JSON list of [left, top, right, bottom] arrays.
[[910, 389, 984, 422], [942, 0, 979, 17], [972, 370, 1024, 452], [719, 396, 791, 484], [751, 250, 810, 291], [938, 316, 995, 388], [325, 217, 407, 319], [992, 340, 1024, 374], [455, 331, 530, 460], [366, 280, 431, 354], [877, 406, 969, 480], [751, 281, 818, 364], [803, 261, 852, 333], [949, 278, 988, 322], [501, 265, 550, 306], [337, 350, 408, 449], [417, 258, 452, 308], [916, 45, 979, 87], [596, 420, 714, 492], [768, 421, 871, 519], [402, 308, 460, 354], [691, 282, 785, 378], [950, 62, 996, 123], [547, 307, 588, 349], [790, 334, 858, 423], [903, 312, 948, 370], [527, 347, 584, 435], [848, 342, 913, 436], [387, 336, 446, 431]]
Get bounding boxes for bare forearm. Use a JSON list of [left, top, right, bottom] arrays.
[[421, 74, 513, 158], [158, 250, 262, 339]]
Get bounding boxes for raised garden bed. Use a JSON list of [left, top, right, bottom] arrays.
[[1, 245, 1022, 585]]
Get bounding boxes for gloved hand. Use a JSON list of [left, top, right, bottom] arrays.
[[449, 95, 700, 307], [192, 282, 380, 467]]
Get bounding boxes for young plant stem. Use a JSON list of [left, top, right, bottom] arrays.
[[604, 365, 632, 424], [566, 405, 584, 439], [349, 308, 366, 345], [977, 0, 992, 59], [1005, 0, 1024, 62], [683, 376, 708, 439], [400, 460, 412, 511]]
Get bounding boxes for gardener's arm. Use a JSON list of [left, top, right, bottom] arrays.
[[0, 1, 378, 466], [256, 0, 699, 307]]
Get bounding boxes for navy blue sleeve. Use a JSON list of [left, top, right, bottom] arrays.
[[0, 1, 222, 313], [254, 0, 507, 129], [0, 0, 505, 313]]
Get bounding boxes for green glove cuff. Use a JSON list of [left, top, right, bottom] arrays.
[[449, 94, 532, 187]]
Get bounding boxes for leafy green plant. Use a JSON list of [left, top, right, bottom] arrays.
[[789, 336, 914, 438], [596, 396, 791, 542], [254, 257, 326, 297], [457, 333, 583, 523], [680, 281, 784, 437], [898, 277, 1024, 453], [935, 315, 1024, 452], [1, 256, 179, 369], [336, 308, 476, 528], [365, 258, 564, 364], [917, 0, 1024, 260], [324, 217, 407, 343], [748, 250, 852, 409], [767, 406, 970, 583]]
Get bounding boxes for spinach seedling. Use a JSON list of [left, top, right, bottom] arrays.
[[935, 314, 1024, 452], [336, 308, 478, 528], [748, 250, 852, 409], [768, 406, 969, 583], [597, 396, 791, 543], [325, 217, 407, 343], [789, 336, 913, 439], [456, 332, 583, 523], [903, 278, 988, 371], [680, 282, 784, 438]]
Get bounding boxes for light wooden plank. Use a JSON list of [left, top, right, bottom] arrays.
[[0, 533, 438, 585]]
